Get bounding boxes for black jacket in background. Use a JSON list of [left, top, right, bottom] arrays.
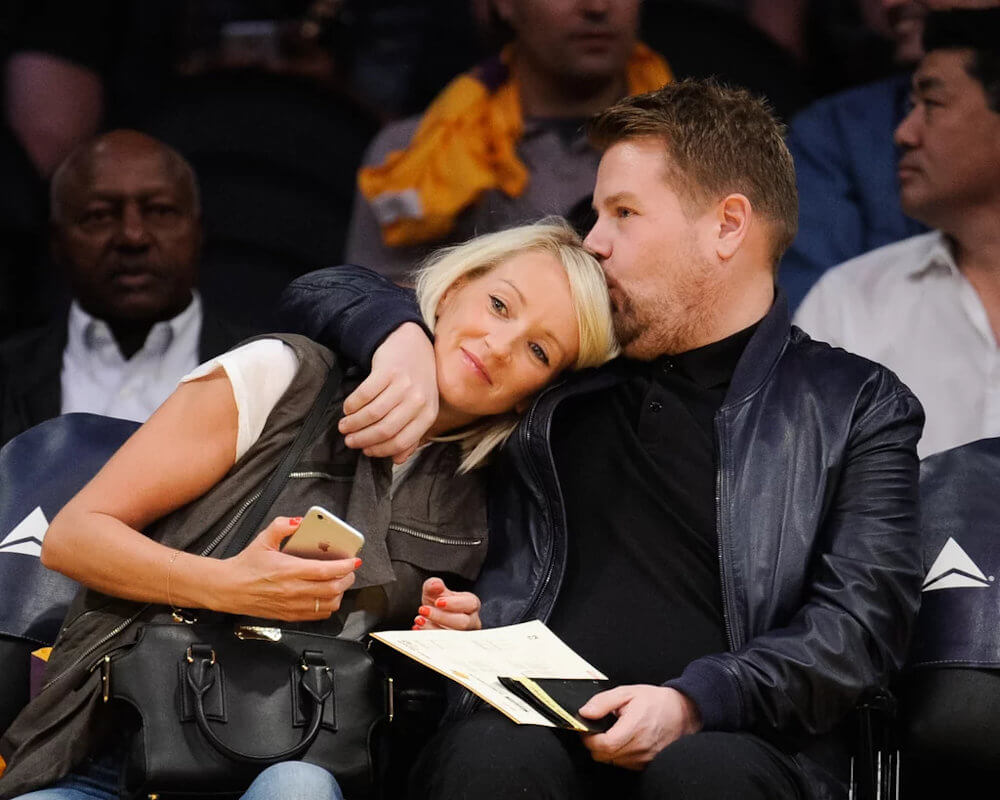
[[277, 266, 925, 798], [0, 306, 253, 447]]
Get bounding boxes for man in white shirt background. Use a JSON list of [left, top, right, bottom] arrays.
[[794, 7, 1000, 457], [0, 129, 252, 446]]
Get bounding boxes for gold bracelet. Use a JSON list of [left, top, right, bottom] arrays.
[[166, 551, 182, 608]]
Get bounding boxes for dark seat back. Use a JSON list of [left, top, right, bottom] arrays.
[[0, 413, 139, 733], [898, 437, 1000, 793]]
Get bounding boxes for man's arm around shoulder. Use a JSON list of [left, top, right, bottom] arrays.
[[277, 266, 438, 462]]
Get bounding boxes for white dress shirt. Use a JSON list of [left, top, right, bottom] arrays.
[[61, 294, 203, 423], [794, 231, 1000, 457]]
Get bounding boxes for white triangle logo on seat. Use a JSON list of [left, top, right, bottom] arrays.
[[922, 537, 992, 592], [0, 507, 50, 558]]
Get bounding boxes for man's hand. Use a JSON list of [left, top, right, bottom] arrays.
[[338, 322, 438, 463], [413, 577, 482, 631], [579, 685, 702, 770]]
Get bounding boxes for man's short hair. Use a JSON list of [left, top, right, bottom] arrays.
[[923, 8, 1000, 113], [50, 132, 201, 225], [588, 79, 798, 269]]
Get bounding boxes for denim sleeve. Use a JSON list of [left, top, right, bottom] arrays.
[[779, 103, 865, 312]]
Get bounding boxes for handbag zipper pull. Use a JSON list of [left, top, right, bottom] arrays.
[[172, 608, 198, 624], [101, 655, 111, 703]]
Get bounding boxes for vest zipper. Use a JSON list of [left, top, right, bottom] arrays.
[[388, 523, 483, 547], [198, 488, 264, 557], [288, 471, 337, 480], [41, 489, 264, 693]]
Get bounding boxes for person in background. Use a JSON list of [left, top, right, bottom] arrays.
[[346, 0, 671, 283], [778, 0, 931, 309], [795, 8, 1000, 457], [780, 0, 998, 309], [0, 130, 251, 446]]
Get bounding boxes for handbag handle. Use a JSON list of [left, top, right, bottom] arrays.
[[185, 645, 334, 764]]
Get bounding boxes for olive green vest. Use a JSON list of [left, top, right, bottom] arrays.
[[0, 334, 487, 797]]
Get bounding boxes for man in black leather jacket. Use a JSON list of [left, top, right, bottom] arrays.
[[278, 80, 924, 799]]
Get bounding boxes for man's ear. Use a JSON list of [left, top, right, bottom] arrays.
[[715, 193, 752, 262]]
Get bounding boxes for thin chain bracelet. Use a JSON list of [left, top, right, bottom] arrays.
[[166, 550, 182, 608]]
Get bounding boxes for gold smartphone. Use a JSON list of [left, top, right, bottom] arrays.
[[280, 505, 365, 560]]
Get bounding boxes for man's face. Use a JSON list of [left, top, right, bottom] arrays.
[[894, 49, 1000, 228], [584, 138, 719, 360], [496, 0, 639, 86], [877, 0, 928, 64], [53, 137, 201, 323]]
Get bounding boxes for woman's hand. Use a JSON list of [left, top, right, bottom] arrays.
[[412, 577, 482, 631], [218, 517, 361, 621]]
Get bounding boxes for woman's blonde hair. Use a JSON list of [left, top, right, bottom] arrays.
[[414, 217, 619, 472]]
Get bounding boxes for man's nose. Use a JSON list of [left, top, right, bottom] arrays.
[[894, 106, 919, 149], [580, 0, 611, 17], [583, 221, 611, 260], [117, 203, 151, 247]]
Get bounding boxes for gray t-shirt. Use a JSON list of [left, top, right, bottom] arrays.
[[346, 115, 601, 283]]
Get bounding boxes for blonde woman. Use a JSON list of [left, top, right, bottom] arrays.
[[0, 219, 618, 800]]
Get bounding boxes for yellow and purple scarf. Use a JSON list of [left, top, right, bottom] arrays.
[[359, 43, 673, 248]]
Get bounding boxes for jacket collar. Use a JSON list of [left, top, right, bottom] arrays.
[[723, 288, 791, 409]]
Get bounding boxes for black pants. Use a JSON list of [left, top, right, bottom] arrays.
[[409, 710, 808, 800]]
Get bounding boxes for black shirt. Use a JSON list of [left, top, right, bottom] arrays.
[[546, 322, 758, 686]]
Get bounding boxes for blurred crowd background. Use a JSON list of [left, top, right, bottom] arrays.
[[0, 0, 927, 339]]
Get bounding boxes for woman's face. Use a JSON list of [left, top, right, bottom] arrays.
[[433, 250, 581, 422]]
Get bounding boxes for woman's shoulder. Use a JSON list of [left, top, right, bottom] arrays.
[[231, 333, 336, 369]]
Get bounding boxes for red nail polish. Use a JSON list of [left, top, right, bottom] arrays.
[[412, 625, 421, 630], [354, 558, 363, 569], [414, 616, 426, 627], [418, 606, 431, 616], [289, 517, 302, 525], [435, 598, 448, 609]]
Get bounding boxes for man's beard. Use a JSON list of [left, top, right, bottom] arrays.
[[610, 261, 719, 361]]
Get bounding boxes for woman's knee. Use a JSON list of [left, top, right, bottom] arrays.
[[240, 761, 343, 800]]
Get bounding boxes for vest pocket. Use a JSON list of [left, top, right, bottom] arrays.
[[386, 523, 487, 582]]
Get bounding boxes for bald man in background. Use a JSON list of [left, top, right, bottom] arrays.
[[0, 130, 251, 446]]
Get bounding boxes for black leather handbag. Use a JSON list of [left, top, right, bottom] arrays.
[[106, 363, 391, 799], [111, 620, 385, 799]]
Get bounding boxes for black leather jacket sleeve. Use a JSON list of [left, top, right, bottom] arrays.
[[667, 384, 924, 736], [276, 266, 428, 368]]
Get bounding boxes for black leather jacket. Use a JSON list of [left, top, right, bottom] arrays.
[[279, 266, 925, 796]]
